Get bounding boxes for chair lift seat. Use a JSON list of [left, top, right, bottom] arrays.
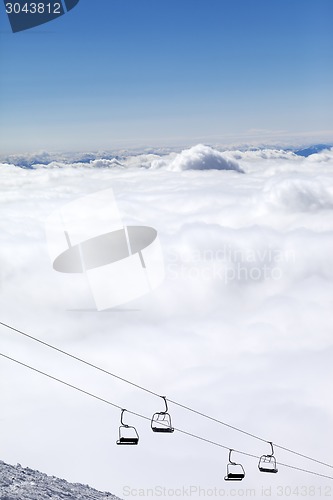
[[151, 398, 174, 433], [259, 465, 278, 473], [152, 425, 174, 433], [258, 443, 278, 474], [225, 472, 245, 481], [117, 436, 139, 445], [116, 410, 139, 446], [224, 450, 245, 482]]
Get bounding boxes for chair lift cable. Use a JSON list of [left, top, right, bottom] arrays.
[[1, 351, 333, 481], [0, 320, 332, 472], [1, 350, 333, 481]]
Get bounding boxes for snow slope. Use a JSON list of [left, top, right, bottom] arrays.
[[0, 461, 121, 500]]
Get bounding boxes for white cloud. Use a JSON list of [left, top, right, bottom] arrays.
[[151, 144, 243, 172], [0, 145, 333, 499], [89, 158, 124, 168], [262, 175, 333, 212], [226, 148, 300, 162], [306, 147, 333, 163]]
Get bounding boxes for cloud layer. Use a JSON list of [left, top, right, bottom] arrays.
[[0, 144, 333, 499]]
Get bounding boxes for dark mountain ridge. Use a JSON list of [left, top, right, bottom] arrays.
[[0, 461, 121, 500]]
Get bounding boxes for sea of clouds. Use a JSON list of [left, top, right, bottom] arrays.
[[0, 144, 333, 499]]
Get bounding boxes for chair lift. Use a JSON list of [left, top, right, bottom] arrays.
[[258, 442, 278, 473], [116, 409, 139, 445], [224, 449, 245, 481], [151, 396, 174, 433]]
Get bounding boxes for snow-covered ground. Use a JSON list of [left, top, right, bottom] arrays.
[[0, 460, 120, 499], [0, 144, 333, 499]]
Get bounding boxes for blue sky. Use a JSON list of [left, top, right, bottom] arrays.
[[0, 0, 332, 153]]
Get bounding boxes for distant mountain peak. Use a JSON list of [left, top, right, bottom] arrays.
[[294, 144, 332, 157]]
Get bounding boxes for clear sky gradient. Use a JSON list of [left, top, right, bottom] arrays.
[[0, 0, 332, 153]]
